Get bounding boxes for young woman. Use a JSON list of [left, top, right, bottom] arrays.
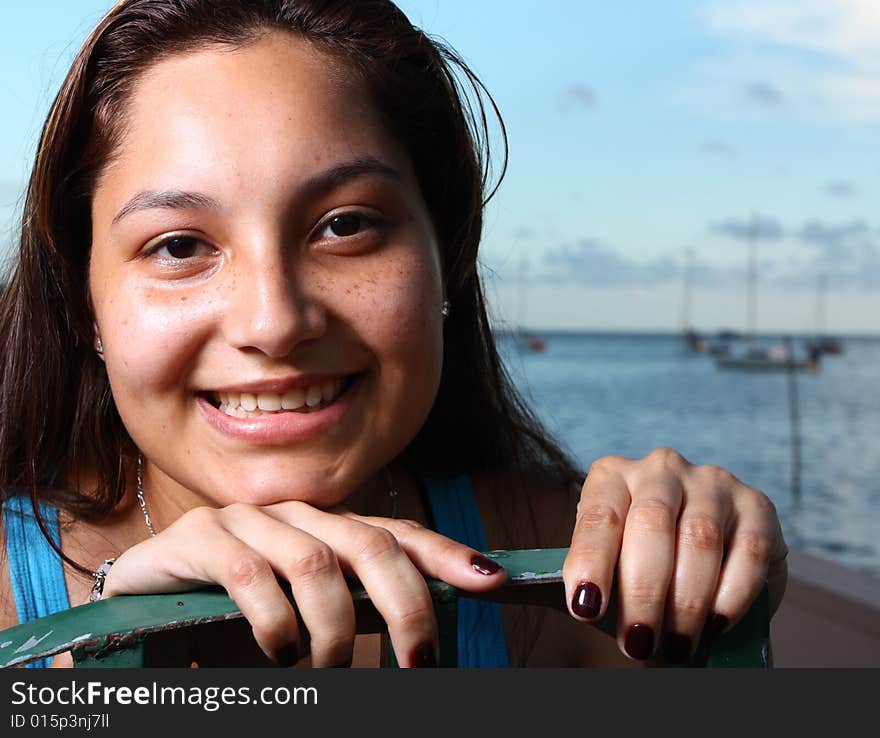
[[0, 0, 787, 668]]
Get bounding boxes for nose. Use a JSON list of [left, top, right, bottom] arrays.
[[222, 247, 326, 358]]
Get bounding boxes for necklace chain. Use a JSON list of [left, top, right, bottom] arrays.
[[135, 453, 399, 538], [136, 453, 157, 537]]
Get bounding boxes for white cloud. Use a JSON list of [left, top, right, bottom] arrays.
[[707, 0, 880, 69], [700, 0, 880, 122]]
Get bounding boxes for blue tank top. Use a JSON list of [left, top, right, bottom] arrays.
[[2, 476, 509, 668]]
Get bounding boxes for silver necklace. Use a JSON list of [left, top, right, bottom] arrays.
[[135, 453, 399, 537], [136, 453, 157, 537]]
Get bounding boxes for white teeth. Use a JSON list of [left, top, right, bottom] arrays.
[[305, 385, 323, 407], [214, 378, 349, 418], [281, 387, 306, 410], [257, 392, 281, 411]]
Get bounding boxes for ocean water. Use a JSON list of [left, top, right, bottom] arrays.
[[498, 332, 880, 577]]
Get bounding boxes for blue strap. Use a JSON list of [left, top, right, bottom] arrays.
[[421, 476, 509, 667], [2, 495, 70, 669]]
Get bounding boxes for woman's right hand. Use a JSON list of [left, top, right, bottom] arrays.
[[100, 501, 507, 667]]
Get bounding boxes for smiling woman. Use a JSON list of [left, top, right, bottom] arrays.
[[0, 0, 787, 670]]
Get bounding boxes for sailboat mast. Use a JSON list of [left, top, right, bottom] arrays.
[[747, 213, 758, 342], [681, 248, 694, 333], [815, 274, 826, 337]]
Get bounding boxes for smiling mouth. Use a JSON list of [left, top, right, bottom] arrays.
[[202, 375, 357, 418]]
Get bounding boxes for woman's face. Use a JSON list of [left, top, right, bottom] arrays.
[[89, 32, 444, 510]]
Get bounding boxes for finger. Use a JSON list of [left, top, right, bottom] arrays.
[[107, 508, 302, 666], [219, 504, 356, 668], [562, 460, 631, 622], [337, 511, 508, 591], [708, 488, 787, 638], [660, 475, 732, 663], [264, 502, 440, 668], [616, 473, 684, 660]]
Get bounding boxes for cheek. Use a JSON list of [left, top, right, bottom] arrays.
[[359, 256, 443, 365], [97, 287, 213, 400]]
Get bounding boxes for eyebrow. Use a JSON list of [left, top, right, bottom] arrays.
[[111, 157, 403, 225]]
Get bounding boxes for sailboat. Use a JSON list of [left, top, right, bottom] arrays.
[[807, 275, 844, 356], [680, 248, 729, 356], [715, 214, 819, 373], [513, 257, 547, 353], [681, 249, 707, 352]]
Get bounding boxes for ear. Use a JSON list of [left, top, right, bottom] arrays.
[[93, 324, 105, 361]]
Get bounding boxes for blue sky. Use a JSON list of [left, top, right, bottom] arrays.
[[2, 0, 879, 333]]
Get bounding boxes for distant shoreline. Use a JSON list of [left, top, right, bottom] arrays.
[[494, 328, 880, 340]]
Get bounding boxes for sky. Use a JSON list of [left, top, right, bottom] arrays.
[[1, 0, 879, 333]]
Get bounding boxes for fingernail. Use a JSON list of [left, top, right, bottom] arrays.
[[624, 624, 655, 660], [571, 581, 602, 619], [661, 632, 692, 664], [276, 642, 299, 667], [332, 658, 353, 668], [471, 554, 503, 575], [412, 643, 437, 668], [706, 613, 729, 641]]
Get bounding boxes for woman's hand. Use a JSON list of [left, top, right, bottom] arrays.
[[101, 501, 507, 667], [562, 448, 788, 663]]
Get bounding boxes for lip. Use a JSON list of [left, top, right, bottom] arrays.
[[206, 373, 352, 395], [198, 372, 363, 445]]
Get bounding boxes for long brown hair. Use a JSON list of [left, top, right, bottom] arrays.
[[0, 0, 582, 577]]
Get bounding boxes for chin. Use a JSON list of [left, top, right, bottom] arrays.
[[205, 464, 354, 509]]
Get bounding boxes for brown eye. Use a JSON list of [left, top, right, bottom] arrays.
[[149, 235, 214, 260], [327, 214, 364, 237]]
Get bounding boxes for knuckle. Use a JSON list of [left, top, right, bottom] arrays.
[[311, 631, 355, 660], [749, 489, 778, 516], [671, 590, 708, 618], [625, 578, 665, 609], [697, 464, 735, 487], [290, 544, 337, 581], [391, 601, 436, 632], [392, 518, 425, 535], [738, 530, 772, 565], [226, 554, 269, 591], [354, 527, 401, 564], [628, 497, 676, 533], [576, 503, 622, 533], [648, 447, 686, 471], [587, 456, 624, 477], [222, 501, 258, 517], [678, 514, 723, 552], [179, 505, 220, 531]]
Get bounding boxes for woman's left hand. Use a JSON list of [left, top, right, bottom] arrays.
[[562, 448, 788, 663]]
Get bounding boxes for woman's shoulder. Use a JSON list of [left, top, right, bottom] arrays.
[[0, 519, 19, 631], [470, 467, 581, 551]]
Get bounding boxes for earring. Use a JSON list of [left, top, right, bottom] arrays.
[[95, 337, 104, 356], [441, 300, 450, 320]]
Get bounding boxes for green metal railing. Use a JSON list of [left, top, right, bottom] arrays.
[[0, 548, 769, 668]]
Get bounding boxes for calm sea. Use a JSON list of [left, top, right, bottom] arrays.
[[498, 332, 880, 577]]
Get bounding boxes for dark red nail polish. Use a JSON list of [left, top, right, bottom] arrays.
[[412, 643, 437, 667], [276, 642, 299, 667], [471, 554, 502, 575], [571, 581, 602, 619], [706, 613, 729, 641], [624, 624, 655, 660], [661, 632, 692, 664], [332, 657, 353, 668]]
